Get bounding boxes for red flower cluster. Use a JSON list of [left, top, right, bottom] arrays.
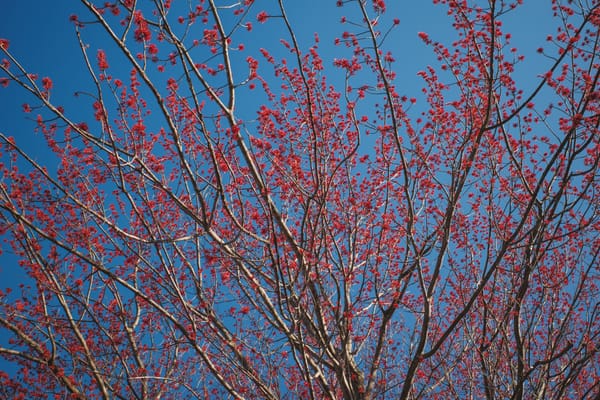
[[133, 11, 151, 42], [97, 49, 109, 70], [42, 77, 53, 91], [257, 11, 268, 23]]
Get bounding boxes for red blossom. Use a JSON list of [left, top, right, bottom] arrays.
[[41, 77, 53, 91], [147, 43, 159, 55], [417, 31, 431, 43], [0, 2, 598, 399], [69, 14, 80, 25], [133, 11, 151, 42], [97, 49, 109, 70], [257, 11, 268, 23], [203, 29, 218, 46], [373, 0, 386, 12]]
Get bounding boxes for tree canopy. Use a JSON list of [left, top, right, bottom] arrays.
[[0, 1, 599, 399]]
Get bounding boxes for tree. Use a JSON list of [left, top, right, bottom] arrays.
[[0, 0, 599, 398]]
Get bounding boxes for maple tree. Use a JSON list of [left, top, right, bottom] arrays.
[[1, 0, 599, 398]]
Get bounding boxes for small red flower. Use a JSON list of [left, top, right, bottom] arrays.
[[133, 11, 151, 42], [42, 77, 53, 91], [147, 43, 159, 55], [97, 49, 109, 70], [257, 11, 268, 23], [0, 39, 9, 50], [374, 0, 386, 12], [418, 32, 430, 43], [221, 270, 231, 282]]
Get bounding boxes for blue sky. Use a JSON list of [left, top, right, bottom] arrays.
[[0, 0, 562, 386], [0, 1, 556, 152]]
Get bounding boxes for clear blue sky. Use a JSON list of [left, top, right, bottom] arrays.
[[0, 0, 557, 266], [0, 0, 560, 381], [0, 1, 556, 143]]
